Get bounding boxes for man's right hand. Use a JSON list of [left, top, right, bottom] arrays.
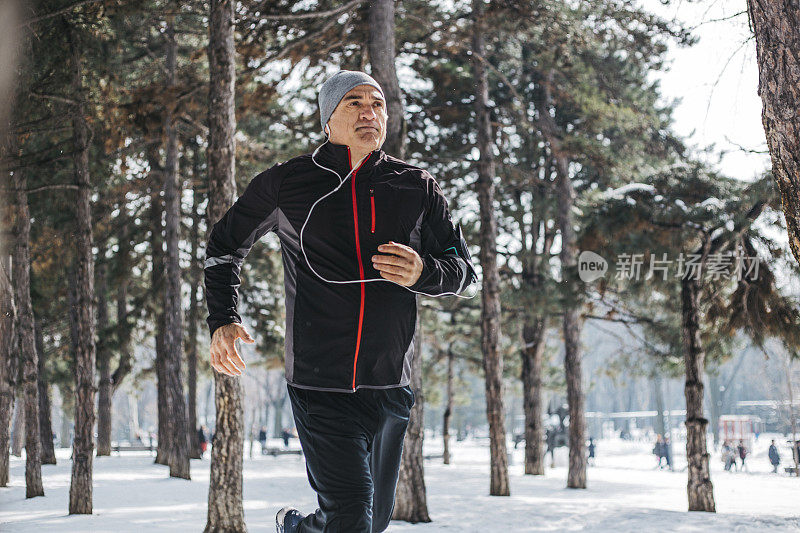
[[210, 323, 253, 377]]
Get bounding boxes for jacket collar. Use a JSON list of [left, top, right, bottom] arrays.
[[315, 139, 385, 175]]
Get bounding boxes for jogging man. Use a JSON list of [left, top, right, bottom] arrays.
[[204, 70, 477, 532]]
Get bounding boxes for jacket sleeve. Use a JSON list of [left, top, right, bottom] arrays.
[[408, 173, 478, 296], [204, 164, 284, 339]]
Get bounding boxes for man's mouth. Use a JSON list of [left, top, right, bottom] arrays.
[[357, 126, 378, 132]]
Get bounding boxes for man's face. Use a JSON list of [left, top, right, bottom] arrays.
[[326, 85, 387, 154]]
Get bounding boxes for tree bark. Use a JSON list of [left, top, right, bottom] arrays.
[[92, 235, 134, 453], [535, 66, 587, 489], [187, 155, 202, 459], [0, 0, 21, 147], [205, 1, 246, 530], [11, 166, 44, 497], [653, 374, 666, 439], [163, 17, 190, 480], [35, 317, 56, 464], [471, 0, 510, 497], [96, 259, 112, 456], [62, 266, 79, 452], [681, 275, 716, 512], [555, 155, 586, 490], [367, 0, 405, 159], [746, 1, 800, 267], [67, 24, 98, 515], [148, 148, 167, 466], [0, 168, 17, 486], [11, 396, 23, 456], [113, 221, 134, 399], [392, 297, 431, 523], [443, 347, 453, 465], [521, 316, 547, 475]]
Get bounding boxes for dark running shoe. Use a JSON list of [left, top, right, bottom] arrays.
[[276, 506, 305, 532]]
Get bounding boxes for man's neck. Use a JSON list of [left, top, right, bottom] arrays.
[[349, 148, 372, 167], [327, 137, 375, 168]]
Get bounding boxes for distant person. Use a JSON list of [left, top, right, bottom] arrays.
[[653, 434, 665, 469], [722, 440, 736, 471], [737, 440, 749, 472], [281, 427, 292, 448], [198, 425, 208, 457], [258, 426, 268, 454], [587, 437, 596, 466], [768, 440, 781, 473], [663, 435, 674, 471]]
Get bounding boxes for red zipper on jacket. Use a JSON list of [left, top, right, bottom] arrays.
[[370, 187, 375, 233], [348, 146, 368, 390]]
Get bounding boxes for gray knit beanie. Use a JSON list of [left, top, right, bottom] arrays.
[[318, 70, 385, 134]]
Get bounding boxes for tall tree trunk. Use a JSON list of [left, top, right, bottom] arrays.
[[96, 259, 112, 456], [148, 147, 167, 466], [554, 153, 586, 489], [521, 316, 547, 475], [442, 347, 453, 465], [62, 266, 79, 451], [681, 275, 715, 512], [0, 0, 21, 146], [392, 297, 431, 522], [11, 166, 44, 498], [707, 374, 720, 447], [271, 397, 285, 438], [205, 1, 246, 529], [654, 374, 666, 439], [0, 168, 17, 486], [163, 17, 190, 480], [35, 317, 56, 464], [187, 156, 202, 460], [471, 0, 509, 497], [367, 0, 405, 159], [109, 220, 134, 404], [60, 389, 73, 449], [11, 396, 23, 456], [535, 67, 586, 489], [67, 24, 98, 515], [746, 1, 800, 267]]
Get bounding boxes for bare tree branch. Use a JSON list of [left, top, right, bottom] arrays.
[[18, 0, 104, 27], [259, 0, 364, 21]]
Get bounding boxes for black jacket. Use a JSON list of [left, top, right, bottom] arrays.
[[204, 140, 477, 392]]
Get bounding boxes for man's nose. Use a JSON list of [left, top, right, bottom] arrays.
[[360, 105, 377, 120]]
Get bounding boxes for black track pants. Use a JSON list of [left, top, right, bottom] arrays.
[[286, 383, 415, 533]]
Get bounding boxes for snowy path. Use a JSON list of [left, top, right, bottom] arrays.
[[1, 436, 798, 532]]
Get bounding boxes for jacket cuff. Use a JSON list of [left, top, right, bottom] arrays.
[[408, 254, 440, 294], [208, 316, 242, 340]]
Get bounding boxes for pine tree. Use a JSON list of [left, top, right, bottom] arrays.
[[205, 0, 246, 529]]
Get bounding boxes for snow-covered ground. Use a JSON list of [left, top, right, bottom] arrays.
[[1, 435, 798, 532]]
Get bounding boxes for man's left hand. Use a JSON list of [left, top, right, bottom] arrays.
[[372, 241, 423, 286]]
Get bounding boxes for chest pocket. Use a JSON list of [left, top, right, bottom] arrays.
[[367, 180, 426, 248]]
